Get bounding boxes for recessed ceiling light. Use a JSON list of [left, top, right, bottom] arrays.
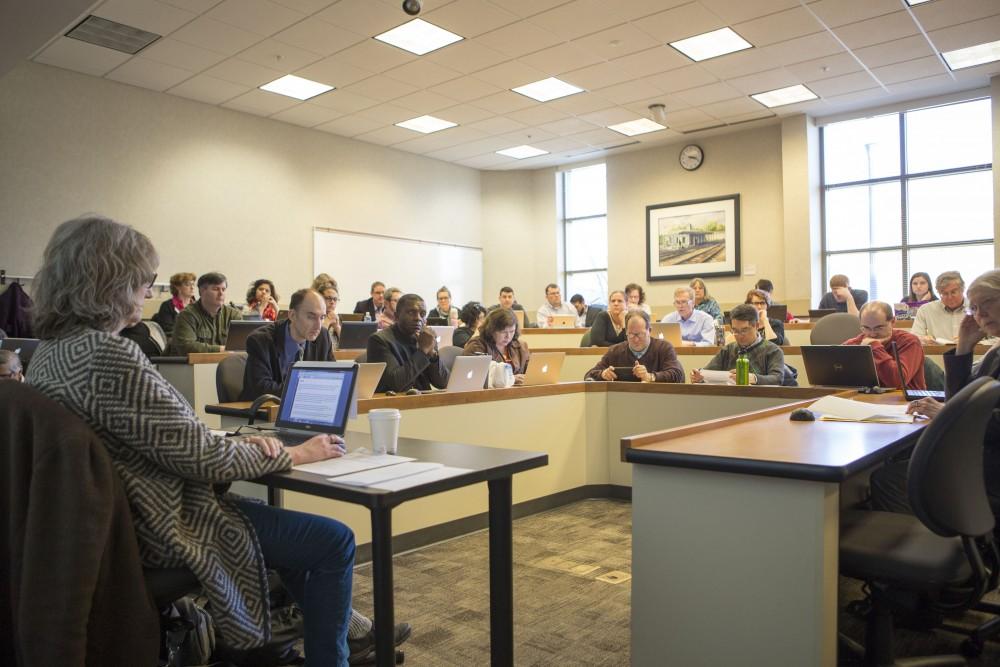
[[904, 0, 933, 5], [669, 27, 753, 62], [374, 18, 463, 56], [751, 84, 818, 108], [511, 77, 584, 102], [260, 74, 333, 100], [496, 145, 549, 159], [395, 115, 457, 133], [942, 39, 1000, 71], [607, 118, 667, 136]]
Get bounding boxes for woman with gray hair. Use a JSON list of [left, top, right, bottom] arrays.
[[26, 215, 358, 663]]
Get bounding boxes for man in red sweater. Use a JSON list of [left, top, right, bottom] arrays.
[[843, 301, 926, 389]]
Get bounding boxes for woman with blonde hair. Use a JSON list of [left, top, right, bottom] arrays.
[[690, 278, 722, 323], [588, 290, 628, 347]]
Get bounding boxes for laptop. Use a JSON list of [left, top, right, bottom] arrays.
[[225, 320, 268, 351], [548, 314, 576, 328], [767, 304, 787, 321], [890, 343, 946, 402], [426, 315, 449, 327], [272, 361, 358, 443], [340, 313, 364, 322], [649, 322, 682, 346], [339, 321, 378, 349], [808, 309, 837, 319], [801, 345, 880, 389], [522, 351, 566, 386], [1, 337, 40, 370], [428, 325, 455, 348], [446, 355, 491, 392], [354, 362, 387, 400]]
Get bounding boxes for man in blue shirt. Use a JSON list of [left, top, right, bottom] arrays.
[[660, 286, 716, 346]]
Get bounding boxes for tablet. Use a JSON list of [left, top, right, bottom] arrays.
[[612, 366, 641, 382]]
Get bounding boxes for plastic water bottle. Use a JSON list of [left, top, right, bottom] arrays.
[[363, 312, 372, 323], [736, 353, 750, 386], [714, 323, 725, 346]]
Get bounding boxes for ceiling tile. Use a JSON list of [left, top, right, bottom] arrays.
[[140, 37, 228, 72], [354, 125, 417, 146], [535, 116, 602, 136], [394, 126, 490, 153], [472, 60, 547, 89], [622, 93, 690, 116], [561, 61, 634, 90], [546, 90, 614, 114], [429, 137, 510, 161], [169, 74, 248, 104], [204, 57, 285, 86], [467, 116, 529, 134], [700, 96, 765, 119], [307, 88, 380, 113], [732, 7, 824, 47], [594, 79, 664, 105], [854, 35, 935, 69], [392, 89, 458, 113], [334, 39, 416, 74], [475, 20, 562, 58], [315, 114, 383, 137], [529, 0, 631, 42], [696, 46, 783, 79], [832, 11, 919, 50], [531, 136, 592, 153], [160, 0, 224, 12], [434, 103, 495, 124], [571, 23, 660, 61], [675, 81, 743, 106], [579, 107, 638, 126], [633, 3, 726, 45], [272, 19, 366, 56], [355, 102, 420, 125], [506, 104, 570, 125], [33, 37, 131, 77], [106, 57, 194, 91], [456, 153, 511, 169], [383, 59, 462, 87], [644, 65, 718, 94], [870, 55, 949, 85], [725, 67, 801, 95], [720, 109, 776, 124], [171, 17, 261, 56], [886, 73, 959, 97], [429, 76, 502, 102], [761, 31, 844, 65], [659, 107, 714, 127], [239, 38, 324, 71], [424, 39, 509, 74], [608, 46, 690, 80], [518, 42, 605, 76], [269, 101, 342, 127], [785, 52, 862, 83], [423, 0, 519, 38], [495, 127, 556, 144], [927, 14, 1000, 52], [611, 0, 690, 22], [807, 0, 905, 28], [295, 56, 373, 87], [270, 0, 336, 14], [468, 89, 538, 113], [315, 0, 411, 35], [343, 74, 419, 101], [484, 0, 568, 19], [808, 70, 880, 97], [94, 0, 198, 36], [912, 0, 1000, 32], [567, 127, 626, 146], [222, 88, 301, 114], [697, 0, 799, 24], [205, 0, 305, 36]]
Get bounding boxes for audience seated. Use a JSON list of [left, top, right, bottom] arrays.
[[0, 349, 23, 381], [168, 272, 242, 354], [902, 271, 937, 308], [624, 282, 651, 316], [490, 286, 531, 327], [755, 278, 797, 322], [536, 283, 576, 327], [690, 278, 722, 323], [243, 279, 279, 321], [745, 289, 785, 345], [588, 290, 628, 347], [367, 294, 450, 393], [152, 271, 195, 336], [818, 274, 867, 314], [454, 302, 486, 348], [570, 293, 605, 328], [691, 304, 785, 385], [430, 286, 459, 325], [585, 310, 683, 383], [464, 308, 531, 385], [377, 287, 402, 330], [240, 289, 336, 401], [912, 271, 967, 345], [354, 281, 386, 321], [843, 301, 926, 389], [660, 286, 715, 346], [316, 281, 341, 350]]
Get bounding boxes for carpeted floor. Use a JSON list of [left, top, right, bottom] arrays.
[[347, 498, 1000, 666]]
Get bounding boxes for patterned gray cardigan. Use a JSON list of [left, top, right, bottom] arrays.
[[27, 330, 292, 648]]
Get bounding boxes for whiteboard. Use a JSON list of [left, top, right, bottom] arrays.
[[313, 228, 483, 312]]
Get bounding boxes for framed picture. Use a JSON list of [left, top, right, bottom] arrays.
[[646, 194, 740, 282]]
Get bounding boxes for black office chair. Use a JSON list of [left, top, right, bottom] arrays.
[[580, 330, 592, 347], [215, 352, 248, 402], [839, 377, 1000, 664], [810, 312, 861, 344], [925, 358, 946, 392]]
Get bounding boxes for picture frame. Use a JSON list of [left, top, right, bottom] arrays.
[[646, 194, 741, 282]]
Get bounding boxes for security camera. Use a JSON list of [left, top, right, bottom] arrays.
[[402, 0, 421, 16]]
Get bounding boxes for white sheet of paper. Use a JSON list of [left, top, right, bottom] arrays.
[[366, 466, 473, 491], [699, 369, 733, 385], [810, 395, 912, 423], [330, 461, 445, 486], [293, 451, 415, 476]]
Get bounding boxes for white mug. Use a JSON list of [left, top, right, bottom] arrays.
[[368, 408, 401, 454]]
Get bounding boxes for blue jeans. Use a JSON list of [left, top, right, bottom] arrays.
[[235, 499, 355, 666]]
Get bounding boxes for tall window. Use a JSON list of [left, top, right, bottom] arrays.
[[821, 98, 993, 302], [562, 163, 608, 304]]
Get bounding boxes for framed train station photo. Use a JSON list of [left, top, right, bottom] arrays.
[[646, 194, 741, 282]]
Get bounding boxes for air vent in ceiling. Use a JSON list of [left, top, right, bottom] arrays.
[[567, 141, 641, 158], [65, 15, 160, 55]]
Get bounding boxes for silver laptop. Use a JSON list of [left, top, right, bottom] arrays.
[[522, 351, 566, 386], [428, 325, 455, 348], [549, 314, 576, 328], [446, 355, 491, 392], [649, 322, 682, 346], [354, 362, 387, 400], [272, 361, 358, 443]]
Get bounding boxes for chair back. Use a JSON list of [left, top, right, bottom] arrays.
[[215, 354, 247, 403], [924, 358, 946, 391], [809, 312, 861, 344], [580, 330, 592, 347], [353, 351, 367, 364], [144, 319, 169, 354], [907, 376, 1000, 538], [438, 345, 463, 373]]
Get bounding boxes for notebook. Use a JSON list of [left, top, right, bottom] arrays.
[[354, 362, 387, 400], [428, 325, 455, 348], [649, 322, 682, 346], [548, 314, 576, 328], [522, 351, 566, 386], [801, 345, 879, 389], [225, 320, 268, 351], [446, 355, 492, 392], [339, 321, 378, 349], [273, 361, 358, 443], [0, 337, 39, 369]]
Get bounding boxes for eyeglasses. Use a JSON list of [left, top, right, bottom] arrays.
[[749, 301, 767, 306], [673, 300, 690, 306], [731, 326, 755, 335], [626, 330, 647, 338], [147, 273, 157, 290], [324, 296, 339, 303]]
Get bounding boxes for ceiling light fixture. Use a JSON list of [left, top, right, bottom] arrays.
[[511, 77, 584, 102], [395, 115, 457, 133], [374, 18, 463, 56], [260, 74, 334, 100], [608, 118, 667, 137], [751, 83, 818, 108], [496, 145, 549, 159], [941, 39, 1000, 71], [669, 27, 753, 62]]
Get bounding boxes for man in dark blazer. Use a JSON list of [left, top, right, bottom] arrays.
[[240, 288, 335, 400], [570, 293, 606, 328], [353, 281, 387, 320], [367, 293, 449, 393]]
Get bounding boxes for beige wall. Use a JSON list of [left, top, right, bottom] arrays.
[[0, 62, 482, 306]]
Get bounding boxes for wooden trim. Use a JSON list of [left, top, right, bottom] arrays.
[[187, 352, 232, 364], [519, 327, 589, 334]]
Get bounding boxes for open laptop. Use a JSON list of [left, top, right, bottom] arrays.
[[522, 351, 566, 386], [340, 313, 364, 322], [767, 304, 787, 321], [428, 325, 455, 348], [426, 315, 449, 326], [801, 345, 880, 389], [446, 355, 492, 392], [1, 337, 40, 370], [225, 320, 268, 351], [548, 314, 576, 328], [890, 343, 946, 401], [339, 321, 378, 349], [808, 309, 837, 319], [354, 362, 387, 400], [649, 322, 682, 346], [272, 361, 358, 444]]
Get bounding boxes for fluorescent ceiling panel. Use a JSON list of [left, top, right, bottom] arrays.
[[395, 115, 457, 133], [942, 39, 1000, 71], [669, 27, 753, 62], [607, 118, 667, 136], [496, 145, 549, 159], [511, 77, 584, 102], [374, 19, 463, 56], [751, 83, 818, 108], [260, 74, 334, 100], [904, 0, 933, 5]]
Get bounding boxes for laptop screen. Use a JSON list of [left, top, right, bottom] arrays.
[[275, 362, 358, 434]]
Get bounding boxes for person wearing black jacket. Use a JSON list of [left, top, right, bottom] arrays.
[[353, 281, 386, 320], [367, 294, 449, 393], [240, 289, 335, 401]]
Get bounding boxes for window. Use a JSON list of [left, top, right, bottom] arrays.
[[821, 98, 993, 302], [561, 163, 608, 305]]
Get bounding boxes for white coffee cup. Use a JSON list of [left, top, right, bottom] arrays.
[[369, 408, 401, 455]]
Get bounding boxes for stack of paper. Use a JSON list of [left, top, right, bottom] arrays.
[[699, 369, 734, 385], [809, 395, 914, 423], [293, 451, 415, 476], [331, 462, 473, 491]]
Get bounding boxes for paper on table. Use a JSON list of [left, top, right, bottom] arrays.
[[810, 395, 913, 423], [699, 369, 733, 385], [366, 466, 473, 491], [331, 461, 445, 486], [294, 451, 415, 476]]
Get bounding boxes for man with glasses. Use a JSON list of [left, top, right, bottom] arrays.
[[691, 304, 786, 385], [169, 272, 243, 354], [585, 310, 683, 383], [912, 271, 972, 345], [0, 350, 23, 381], [844, 301, 926, 389], [661, 286, 716, 346], [536, 283, 577, 328]]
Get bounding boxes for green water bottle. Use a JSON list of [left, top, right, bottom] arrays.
[[736, 353, 750, 386]]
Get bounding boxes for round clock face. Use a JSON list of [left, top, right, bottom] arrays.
[[679, 144, 704, 171]]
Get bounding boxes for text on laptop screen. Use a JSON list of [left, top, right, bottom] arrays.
[[279, 367, 353, 429]]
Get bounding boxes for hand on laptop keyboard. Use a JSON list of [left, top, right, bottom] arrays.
[[285, 434, 347, 465]]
